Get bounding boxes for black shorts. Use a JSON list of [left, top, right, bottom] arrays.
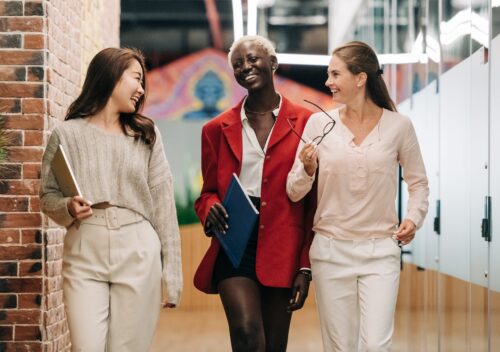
[[213, 196, 260, 286]]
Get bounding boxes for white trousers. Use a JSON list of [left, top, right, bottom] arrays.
[[62, 207, 162, 352], [310, 235, 401, 352]]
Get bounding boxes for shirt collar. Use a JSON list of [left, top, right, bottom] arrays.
[[339, 108, 385, 147]]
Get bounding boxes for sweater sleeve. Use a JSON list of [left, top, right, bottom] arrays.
[[148, 128, 183, 306], [39, 130, 75, 227], [399, 119, 429, 229], [286, 118, 316, 202]]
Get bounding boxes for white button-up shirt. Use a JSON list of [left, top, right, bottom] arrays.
[[239, 94, 282, 197]]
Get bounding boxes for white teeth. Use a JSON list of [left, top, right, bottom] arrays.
[[245, 75, 256, 81]]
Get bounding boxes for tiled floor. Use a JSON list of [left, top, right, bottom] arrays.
[[151, 306, 321, 352], [150, 305, 441, 351], [150, 306, 491, 351], [150, 264, 500, 351]]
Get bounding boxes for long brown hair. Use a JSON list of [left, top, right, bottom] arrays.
[[65, 47, 156, 145], [333, 41, 397, 112]]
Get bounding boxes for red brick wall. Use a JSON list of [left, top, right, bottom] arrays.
[[0, 1, 119, 351]]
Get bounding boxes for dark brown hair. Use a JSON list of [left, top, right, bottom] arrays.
[[333, 41, 397, 112], [65, 47, 156, 145]]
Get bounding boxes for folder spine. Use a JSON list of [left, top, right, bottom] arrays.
[[58, 144, 83, 197]]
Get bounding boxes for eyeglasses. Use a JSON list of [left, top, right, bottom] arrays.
[[287, 99, 336, 146]]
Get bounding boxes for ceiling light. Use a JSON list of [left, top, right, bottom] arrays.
[[257, 0, 276, 8], [247, 0, 257, 35], [232, 0, 243, 40], [276, 53, 427, 66], [268, 15, 327, 26], [276, 53, 331, 66]]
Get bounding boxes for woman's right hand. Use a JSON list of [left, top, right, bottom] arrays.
[[67, 196, 93, 221], [205, 203, 228, 236], [299, 142, 319, 176]]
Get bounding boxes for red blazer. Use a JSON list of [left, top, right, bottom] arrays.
[[194, 96, 316, 293]]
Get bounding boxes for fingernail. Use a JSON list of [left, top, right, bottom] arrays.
[[225, 225, 228, 229]]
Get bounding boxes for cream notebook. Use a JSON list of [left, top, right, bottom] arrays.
[[51, 144, 82, 197]]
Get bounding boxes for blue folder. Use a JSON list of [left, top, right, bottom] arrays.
[[214, 173, 260, 268]]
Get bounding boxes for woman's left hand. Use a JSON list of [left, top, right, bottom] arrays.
[[287, 271, 311, 312], [393, 219, 416, 245], [162, 301, 176, 309], [299, 142, 319, 177]]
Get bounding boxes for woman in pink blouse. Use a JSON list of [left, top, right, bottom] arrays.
[[287, 41, 429, 351]]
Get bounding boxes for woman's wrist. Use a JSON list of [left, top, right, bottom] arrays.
[[299, 269, 312, 281], [204, 220, 214, 237], [304, 164, 316, 177], [66, 198, 75, 218]]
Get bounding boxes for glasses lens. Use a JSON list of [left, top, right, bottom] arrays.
[[288, 100, 337, 146], [323, 120, 335, 135]]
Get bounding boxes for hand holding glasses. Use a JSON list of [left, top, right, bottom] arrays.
[[288, 100, 337, 176], [299, 142, 318, 176], [287, 99, 336, 146]]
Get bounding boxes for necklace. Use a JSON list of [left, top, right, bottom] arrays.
[[244, 98, 280, 115]]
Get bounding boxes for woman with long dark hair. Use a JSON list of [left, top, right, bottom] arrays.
[[287, 41, 429, 351], [194, 35, 315, 352], [40, 47, 182, 351]]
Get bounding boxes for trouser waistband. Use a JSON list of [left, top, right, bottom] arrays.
[[82, 207, 143, 229]]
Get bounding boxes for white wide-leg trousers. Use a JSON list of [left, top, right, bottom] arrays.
[[310, 235, 401, 352], [62, 207, 162, 352]]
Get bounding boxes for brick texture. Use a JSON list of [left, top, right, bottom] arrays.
[[0, 0, 120, 350], [0, 99, 21, 113], [0, 2, 23, 17], [0, 67, 26, 81]]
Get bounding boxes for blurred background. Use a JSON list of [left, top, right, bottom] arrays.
[[1, 0, 498, 351]]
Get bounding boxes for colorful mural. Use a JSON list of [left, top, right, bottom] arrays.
[[144, 48, 335, 224]]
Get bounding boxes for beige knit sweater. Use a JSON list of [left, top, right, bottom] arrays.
[[40, 118, 182, 305]]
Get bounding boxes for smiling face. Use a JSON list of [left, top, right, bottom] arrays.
[[230, 41, 276, 92], [325, 54, 365, 105], [109, 59, 145, 114]]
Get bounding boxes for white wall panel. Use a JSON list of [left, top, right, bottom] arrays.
[[422, 82, 441, 272], [439, 55, 471, 282], [489, 33, 500, 292], [469, 47, 490, 288], [398, 82, 440, 270]]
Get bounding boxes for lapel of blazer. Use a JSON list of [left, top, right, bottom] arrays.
[[221, 100, 243, 165], [267, 96, 297, 151]]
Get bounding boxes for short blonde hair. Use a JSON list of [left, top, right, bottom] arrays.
[[227, 35, 277, 66]]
